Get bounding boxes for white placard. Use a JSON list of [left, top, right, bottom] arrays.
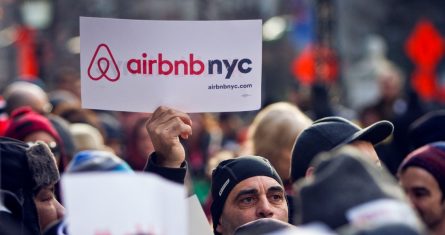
[[187, 195, 213, 235], [266, 223, 336, 235], [62, 172, 186, 235], [80, 17, 262, 113], [346, 199, 420, 230]]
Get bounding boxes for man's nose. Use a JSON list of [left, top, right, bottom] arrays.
[[55, 200, 65, 219], [256, 197, 274, 218], [404, 193, 415, 206]]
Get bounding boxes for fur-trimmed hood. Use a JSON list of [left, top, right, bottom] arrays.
[[26, 142, 60, 191]]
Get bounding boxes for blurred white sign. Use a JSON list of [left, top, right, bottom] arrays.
[[267, 223, 337, 235], [62, 173, 186, 235], [347, 199, 421, 230], [80, 17, 262, 113], [187, 195, 213, 235]]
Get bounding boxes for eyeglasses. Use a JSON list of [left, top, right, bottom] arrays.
[[27, 141, 60, 158]]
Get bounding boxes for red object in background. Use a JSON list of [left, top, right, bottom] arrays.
[[15, 27, 39, 79], [405, 19, 445, 101], [411, 71, 436, 100], [0, 96, 9, 136], [291, 44, 338, 85], [406, 19, 444, 69]]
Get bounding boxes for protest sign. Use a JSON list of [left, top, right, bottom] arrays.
[[187, 195, 213, 235], [62, 172, 186, 235], [80, 17, 262, 113]]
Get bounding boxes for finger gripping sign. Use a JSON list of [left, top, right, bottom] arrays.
[[80, 17, 262, 113]]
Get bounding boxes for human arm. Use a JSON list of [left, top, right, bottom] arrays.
[[143, 106, 192, 184]]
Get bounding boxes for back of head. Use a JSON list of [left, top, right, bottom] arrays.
[[3, 81, 51, 115], [248, 102, 312, 180], [66, 150, 133, 173], [295, 146, 423, 233], [291, 116, 393, 182], [96, 112, 123, 144], [69, 123, 107, 153], [408, 110, 445, 150], [48, 90, 80, 111]]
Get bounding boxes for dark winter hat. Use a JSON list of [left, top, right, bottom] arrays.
[[66, 150, 133, 173], [0, 190, 32, 235], [0, 137, 33, 193], [210, 156, 283, 235], [408, 110, 445, 150], [5, 106, 62, 146], [398, 141, 445, 196], [0, 137, 59, 192], [26, 142, 60, 191], [234, 218, 295, 235], [0, 137, 59, 234], [291, 116, 393, 181], [295, 146, 413, 230]]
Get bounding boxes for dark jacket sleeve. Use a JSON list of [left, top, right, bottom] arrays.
[[143, 152, 187, 184]]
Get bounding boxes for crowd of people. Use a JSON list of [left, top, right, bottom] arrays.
[[0, 65, 445, 235]]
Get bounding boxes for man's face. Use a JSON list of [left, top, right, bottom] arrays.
[[216, 176, 288, 235], [399, 167, 445, 229], [34, 184, 65, 231]]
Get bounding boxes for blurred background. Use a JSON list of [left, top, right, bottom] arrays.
[[1, 0, 445, 214]]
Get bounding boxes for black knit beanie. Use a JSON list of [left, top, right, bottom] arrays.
[[210, 155, 283, 235]]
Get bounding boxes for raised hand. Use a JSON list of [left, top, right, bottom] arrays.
[[146, 106, 192, 168]]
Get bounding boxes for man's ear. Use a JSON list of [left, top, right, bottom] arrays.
[[216, 217, 223, 233], [305, 166, 315, 178]]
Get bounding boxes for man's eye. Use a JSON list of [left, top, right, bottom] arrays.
[[239, 196, 256, 207], [40, 194, 54, 202], [37, 191, 54, 202], [269, 194, 284, 203], [43, 196, 53, 202], [413, 189, 429, 198]]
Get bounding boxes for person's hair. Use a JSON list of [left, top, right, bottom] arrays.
[[248, 102, 312, 179], [3, 81, 51, 115], [53, 102, 100, 128]]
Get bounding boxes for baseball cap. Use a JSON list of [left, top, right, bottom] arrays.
[[291, 117, 393, 181]]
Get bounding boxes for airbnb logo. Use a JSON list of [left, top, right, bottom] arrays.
[[88, 44, 120, 82], [87, 43, 254, 82]]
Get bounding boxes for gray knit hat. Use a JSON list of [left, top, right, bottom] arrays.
[[294, 146, 422, 232]]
